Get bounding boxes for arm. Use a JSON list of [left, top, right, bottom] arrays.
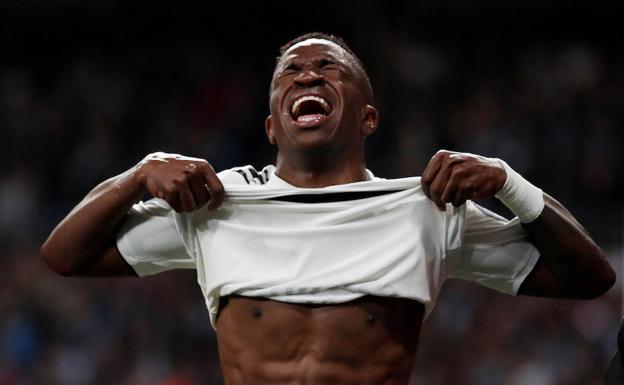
[[41, 152, 224, 277], [518, 194, 615, 298], [421, 150, 615, 299]]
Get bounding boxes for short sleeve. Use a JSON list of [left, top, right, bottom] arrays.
[[447, 200, 540, 295], [116, 198, 195, 276], [116, 165, 269, 276]]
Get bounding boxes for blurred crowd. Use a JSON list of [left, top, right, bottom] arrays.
[[1, 2, 622, 385]]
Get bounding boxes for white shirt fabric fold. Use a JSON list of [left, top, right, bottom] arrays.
[[117, 165, 540, 328]]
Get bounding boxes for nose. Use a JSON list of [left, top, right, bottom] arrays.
[[293, 67, 324, 87]]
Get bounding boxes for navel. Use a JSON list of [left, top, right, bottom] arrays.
[[250, 304, 262, 319], [366, 313, 377, 326]]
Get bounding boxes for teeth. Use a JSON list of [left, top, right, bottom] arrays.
[[291, 95, 330, 116]]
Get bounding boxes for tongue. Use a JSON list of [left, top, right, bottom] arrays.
[[297, 114, 325, 123]]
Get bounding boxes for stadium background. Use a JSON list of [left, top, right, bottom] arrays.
[[1, 1, 622, 384]]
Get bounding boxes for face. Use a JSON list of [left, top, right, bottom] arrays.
[[266, 39, 378, 155]]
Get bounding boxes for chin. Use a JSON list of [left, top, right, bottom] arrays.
[[288, 121, 341, 151], [291, 136, 337, 155]]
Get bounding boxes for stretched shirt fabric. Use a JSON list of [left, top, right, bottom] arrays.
[[117, 165, 540, 328]]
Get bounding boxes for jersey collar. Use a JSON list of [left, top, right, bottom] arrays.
[[265, 168, 377, 189]]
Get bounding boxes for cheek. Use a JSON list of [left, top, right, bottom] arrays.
[[339, 84, 364, 114], [269, 86, 292, 121], [268, 90, 280, 114], [334, 73, 362, 100]]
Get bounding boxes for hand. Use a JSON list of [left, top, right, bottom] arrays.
[[421, 150, 506, 210], [135, 152, 224, 212]]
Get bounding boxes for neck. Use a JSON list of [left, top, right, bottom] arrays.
[[274, 151, 368, 188]]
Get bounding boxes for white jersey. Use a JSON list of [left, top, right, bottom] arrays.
[[117, 165, 540, 328]]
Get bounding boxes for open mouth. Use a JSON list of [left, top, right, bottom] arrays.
[[290, 95, 333, 124]]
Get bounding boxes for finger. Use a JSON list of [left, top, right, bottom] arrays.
[[188, 174, 210, 207], [165, 190, 183, 212], [428, 162, 454, 210], [453, 177, 476, 207], [441, 173, 459, 206], [201, 164, 225, 210], [421, 153, 444, 198], [443, 166, 474, 207], [452, 188, 468, 207], [178, 181, 197, 212], [146, 179, 164, 199]]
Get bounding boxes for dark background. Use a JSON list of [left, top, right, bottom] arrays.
[[1, 1, 622, 384]]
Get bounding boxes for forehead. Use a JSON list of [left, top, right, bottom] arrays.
[[279, 39, 352, 65]]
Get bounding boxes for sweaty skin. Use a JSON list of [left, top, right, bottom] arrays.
[[41, 37, 615, 385], [217, 296, 424, 385]]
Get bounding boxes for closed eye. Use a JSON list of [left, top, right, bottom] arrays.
[[318, 58, 337, 68], [282, 63, 301, 74]]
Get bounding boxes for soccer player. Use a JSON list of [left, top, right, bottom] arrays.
[[42, 33, 615, 384]]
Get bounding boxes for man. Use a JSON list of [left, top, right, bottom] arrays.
[[42, 33, 615, 384]]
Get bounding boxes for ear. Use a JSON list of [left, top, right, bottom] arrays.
[[265, 115, 276, 145], [361, 105, 379, 137]]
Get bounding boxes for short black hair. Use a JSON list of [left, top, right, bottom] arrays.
[[276, 32, 374, 103]]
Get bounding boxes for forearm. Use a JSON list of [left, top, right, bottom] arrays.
[[41, 166, 146, 275], [494, 161, 615, 298], [520, 194, 615, 298]]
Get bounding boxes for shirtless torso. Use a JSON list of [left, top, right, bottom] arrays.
[[217, 296, 424, 385]]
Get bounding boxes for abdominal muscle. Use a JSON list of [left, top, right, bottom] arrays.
[[215, 295, 425, 385]]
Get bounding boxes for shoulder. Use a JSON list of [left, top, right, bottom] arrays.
[[217, 165, 276, 186]]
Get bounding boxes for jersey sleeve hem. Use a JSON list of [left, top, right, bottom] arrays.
[[116, 229, 154, 277], [510, 245, 541, 295]]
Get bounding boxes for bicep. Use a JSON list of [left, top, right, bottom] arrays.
[[517, 197, 614, 299], [517, 257, 568, 298]]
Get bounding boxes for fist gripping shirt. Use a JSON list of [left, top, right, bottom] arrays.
[[117, 165, 540, 328]]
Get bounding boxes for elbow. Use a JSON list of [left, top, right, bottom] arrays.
[[593, 251, 616, 298], [580, 255, 616, 299], [592, 265, 616, 298], [40, 241, 76, 277], [581, 276, 615, 299]]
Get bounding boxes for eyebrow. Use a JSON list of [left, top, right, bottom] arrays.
[[279, 53, 346, 70]]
